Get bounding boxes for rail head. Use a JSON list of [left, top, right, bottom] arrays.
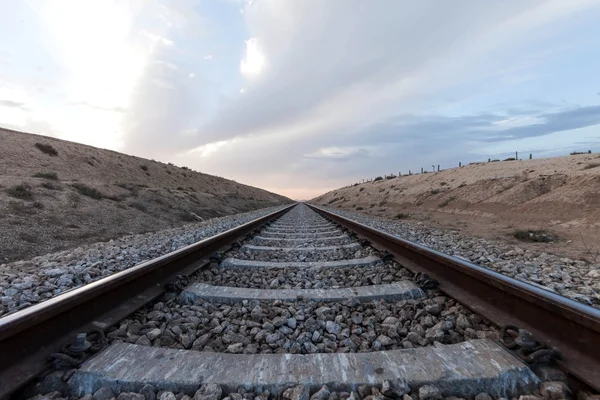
[[308, 203, 600, 390]]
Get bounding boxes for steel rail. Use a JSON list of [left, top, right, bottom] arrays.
[[308, 204, 600, 390], [0, 204, 295, 399]]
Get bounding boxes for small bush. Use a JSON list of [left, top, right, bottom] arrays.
[[504, 157, 517, 161], [7, 184, 33, 200], [430, 189, 440, 195], [355, 206, 364, 210], [439, 197, 456, 208], [178, 210, 196, 221], [512, 229, 556, 243], [181, 166, 189, 170], [41, 181, 63, 191], [395, 213, 409, 219], [33, 172, 58, 180], [140, 165, 148, 171], [34, 143, 58, 156], [373, 176, 383, 181], [359, 187, 365, 192], [583, 163, 600, 170], [71, 183, 104, 199], [458, 183, 467, 188], [440, 182, 447, 186], [129, 202, 148, 212]]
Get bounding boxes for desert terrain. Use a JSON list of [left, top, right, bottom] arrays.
[[0, 127, 290, 263], [312, 154, 600, 262]]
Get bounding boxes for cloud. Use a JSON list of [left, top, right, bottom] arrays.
[[0, 100, 28, 110], [185, 0, 595, 148], [68, 101, 125, 113]]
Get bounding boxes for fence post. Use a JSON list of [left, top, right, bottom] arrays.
[[421, 167, 423, 173], [437, 165, 440, 172], [409, 170, 411, 175], [529, 154, 532, 160], [516, 151, 518, 160], [459, 162, 462, 167]]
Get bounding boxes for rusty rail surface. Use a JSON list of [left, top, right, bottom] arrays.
[[0, 204, 295, 399], [308, 204, 600, 390]]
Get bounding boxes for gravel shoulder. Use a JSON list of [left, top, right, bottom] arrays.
[[0, 205, 289, 317], [312, 205, 600, 309]]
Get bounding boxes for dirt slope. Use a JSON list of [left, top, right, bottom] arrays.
[[312, 154, 600, 261], [0, 127, 290, 263]]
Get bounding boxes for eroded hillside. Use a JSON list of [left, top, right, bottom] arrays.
[[0, 128, 290, 263], [312, 154, 600, 261]]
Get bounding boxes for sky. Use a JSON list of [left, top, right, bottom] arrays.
[[1, 1, 600, 200]]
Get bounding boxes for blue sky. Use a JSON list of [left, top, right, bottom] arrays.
[[1, 1, 599, 199]]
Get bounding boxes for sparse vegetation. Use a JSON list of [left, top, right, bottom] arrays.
[[33, 172, 58, 180], [571, 151, 592, 155], [458, 182, 467, 188], [140, 165, 148, 171], [178, 210, 196, 221], [373, 176, 383, 181], [71, 183, 104, 200], [440, 182, 447, 186], [430, 188, 440, 195], [355, 206, 364, 210], [439, 196, 456, 208], [580, 233, 599, 263], [395, 213, 410, 219], [41, 181, 63, 191], [503, 157, 517, 161], [359, 187, 365, 192], [34, 142, 58, 156], [129, 202, 148, 212], [583, 163, 600, 170], [7, 184, 34, 200], [512, 229, 556, 243]]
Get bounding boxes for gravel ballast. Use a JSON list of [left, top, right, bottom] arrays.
[[0, 205, 290, 317], [313, 205, 600, 308], [197, 261, 413, 289], [29, 381, 575, 400], [106, 295, 498, 354]]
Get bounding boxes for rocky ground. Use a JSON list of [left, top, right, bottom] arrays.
[[107, 295, 497, 354], [197, 260, 412, 289], [313, 205, 600, 309], [0, 205, 288, 317]]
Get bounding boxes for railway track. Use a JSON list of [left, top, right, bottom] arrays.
[[1, 203, 599, 400]]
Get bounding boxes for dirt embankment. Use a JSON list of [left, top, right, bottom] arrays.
[[0, 127, 290, 263], [312, 154, 600, 262]]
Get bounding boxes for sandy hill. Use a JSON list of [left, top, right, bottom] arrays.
[[0, 127, 290, 263], [312, 154, 600, 260]]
